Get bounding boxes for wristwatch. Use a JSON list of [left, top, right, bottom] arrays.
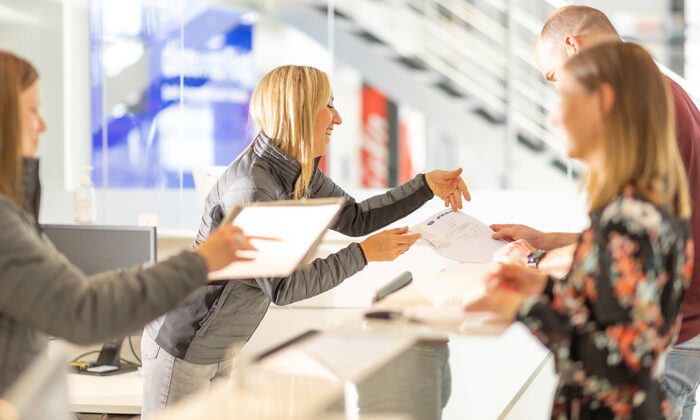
[[527, 249, 547, 268]]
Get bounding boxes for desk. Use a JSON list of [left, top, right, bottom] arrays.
[[65, 310, 555, 419], [67, 371, 141, 415], [66, 190, 578, 418], [146, 312, 555, 420]]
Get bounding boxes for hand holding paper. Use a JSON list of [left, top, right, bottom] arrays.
[[490, 223, 554, 249], [360, 227, 421, 262], [410, 210, 506, 263]]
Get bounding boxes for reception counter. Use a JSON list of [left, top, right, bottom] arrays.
[[66, 189, 585, 419]]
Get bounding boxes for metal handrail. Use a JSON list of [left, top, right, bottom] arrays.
[[543, 0, 568, 8], [405, 0, 507, 68], [513, 113, 565, 156], [262, 0, 699, 167], [513, 8, 546, 35], [328, 0, 561, 150], [431, 0, 508, 46], [475, 0, 508, 14], [419, 50, 507, 112], [423, 0, 700, 161], [334, 0, 509, 112]]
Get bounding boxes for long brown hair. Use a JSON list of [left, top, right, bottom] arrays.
[[564, 42, 691, 218], [249, 65, 332, 199], [0, 51, 37, 206]]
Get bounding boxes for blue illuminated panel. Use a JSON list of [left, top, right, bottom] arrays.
[[90, 2, 255, 188]]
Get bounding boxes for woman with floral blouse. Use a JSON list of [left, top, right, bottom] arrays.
[[466, 42, 694, 420]]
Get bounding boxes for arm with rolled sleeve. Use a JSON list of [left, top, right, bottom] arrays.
[[0, 199, 209, 346]]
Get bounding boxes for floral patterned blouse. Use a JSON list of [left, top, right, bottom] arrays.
[[518, 186, 694, 420]]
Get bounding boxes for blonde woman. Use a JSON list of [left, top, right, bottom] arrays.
[[466, 43, 693, 419], [141, 65, 471, 413], [0, 50, 254, 395]]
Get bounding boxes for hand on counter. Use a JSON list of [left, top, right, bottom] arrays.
[[485, 263, 548, 295], [464, 263, 548, 322], [360, 227, 421, 262], [425, 168, 471, 212]]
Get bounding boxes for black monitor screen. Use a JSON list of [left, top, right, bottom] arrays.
[[41, 224, 156, 275]]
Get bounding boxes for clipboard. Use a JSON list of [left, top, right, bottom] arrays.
[[208, 197, 345, 280]]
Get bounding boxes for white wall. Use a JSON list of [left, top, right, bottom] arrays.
[[574, 0, 675, 65], [0, 0, 65, 187], [575, 0, 669, 15]]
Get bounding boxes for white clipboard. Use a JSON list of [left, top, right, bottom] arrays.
[[208, 197, 345, 280]]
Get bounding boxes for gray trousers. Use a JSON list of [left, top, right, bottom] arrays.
[[140, 331, 233, 417]]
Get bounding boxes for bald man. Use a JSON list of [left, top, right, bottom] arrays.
[[489, 6, 700, 419]]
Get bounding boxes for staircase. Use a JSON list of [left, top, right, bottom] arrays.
[[229, 0, 697, 187]]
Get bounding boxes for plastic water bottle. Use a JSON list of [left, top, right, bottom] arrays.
[[74, 165, 96, 223]]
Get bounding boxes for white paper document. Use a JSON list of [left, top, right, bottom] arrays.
[[410, 210, 506, 263], [208, 198, 344, 280]]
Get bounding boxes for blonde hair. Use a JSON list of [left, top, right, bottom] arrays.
[[564, 42, 691, 218], [249, 65, 332, 199], [0, 50, 37, 206]]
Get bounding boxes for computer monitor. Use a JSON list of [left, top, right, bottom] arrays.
[[42, 224, 157, 275], [41, 224, 157, 376]]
